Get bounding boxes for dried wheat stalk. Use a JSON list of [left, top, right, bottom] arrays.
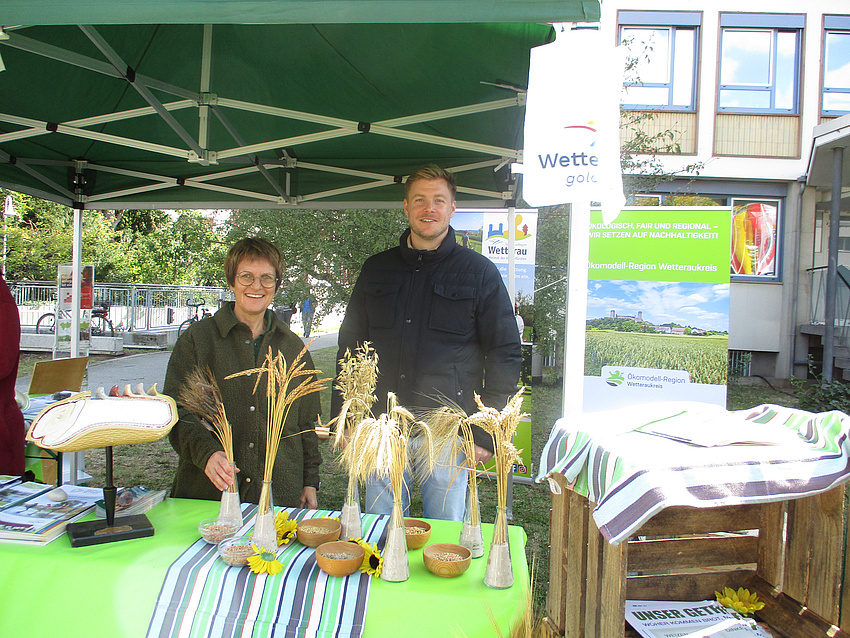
[[421, 402, 482, 523], [468, 388, 526, 544], [226, 345, 329, 511], [179, 367, 237, 493], [342, 393, 434, 523], [331, 342, 379, 502]]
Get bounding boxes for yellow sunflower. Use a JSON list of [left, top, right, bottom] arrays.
[[715, 587, 765, 615], [248, 544, 283, 575], [352, 538, 383, 577], [275, 511, 297, 545]]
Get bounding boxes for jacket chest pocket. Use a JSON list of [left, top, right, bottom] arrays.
[[363, 281, 401, 329], [430, 283, 476, 336]]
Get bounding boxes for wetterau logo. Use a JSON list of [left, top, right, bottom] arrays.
[[606, 370, 625, 387]]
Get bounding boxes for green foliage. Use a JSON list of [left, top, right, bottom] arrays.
[[792, 368, 850, 414], [619, 36, 704, 195], [226, 208, 408, 319], [530, 205, 569, 350], [1, 189, 226, 285]]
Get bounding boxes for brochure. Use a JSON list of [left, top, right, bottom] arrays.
[[0, 482, 102, 545], [0, 479, 52, 510], [94, 485, 168, 519], [626, 600, 771, 637]]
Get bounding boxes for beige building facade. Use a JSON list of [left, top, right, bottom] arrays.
[[600, 1, 850, 381]]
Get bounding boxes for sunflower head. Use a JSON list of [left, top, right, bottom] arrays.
[[275, 511, 297, 545], [715, 587, 765, 616], [352, 537, 383, 577], [248, 544, 284, 575]]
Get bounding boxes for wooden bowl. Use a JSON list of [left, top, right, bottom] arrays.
[[296, 517, 341, 548], [315, 541, 365, 577], [423, 543, 472, 578], [404, 518, 432, 549]]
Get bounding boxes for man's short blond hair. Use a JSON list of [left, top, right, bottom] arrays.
[[405, 165, 457, 200]]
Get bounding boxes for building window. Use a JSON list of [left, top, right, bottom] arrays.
[[838, 218, 850, 252], [823, 16, 850, 116], [718, 14, 803, 114], [728, 350, 752, 378], [731, 199, 779, 279], [619, 11, 700, 111]]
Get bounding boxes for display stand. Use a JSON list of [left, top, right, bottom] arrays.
[[66, 446, 154, 547]]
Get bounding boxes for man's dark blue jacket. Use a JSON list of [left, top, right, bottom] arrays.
[[333, 226, 521, 452]]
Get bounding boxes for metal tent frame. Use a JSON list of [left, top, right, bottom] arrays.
[[0, 2, 600, 211]]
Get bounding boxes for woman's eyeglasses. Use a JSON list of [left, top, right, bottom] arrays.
[[236, 272, 277, 289]]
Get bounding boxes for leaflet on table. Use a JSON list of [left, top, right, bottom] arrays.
[[95, 485, 168, 518], [626, 600, 771, 637], [0, 474, 20, 488], [633, 407, 805, 448], [0, 478, 53, 510], [0, 483, 102, 544]]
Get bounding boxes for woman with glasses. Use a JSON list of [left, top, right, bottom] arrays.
[[164, 237, 322, 509]]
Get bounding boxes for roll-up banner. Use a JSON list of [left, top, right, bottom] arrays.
[[584, 207, 731, 411]]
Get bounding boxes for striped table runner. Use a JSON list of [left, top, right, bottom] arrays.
[[146, 507, 388, 638], [537, 402, 850, 544]]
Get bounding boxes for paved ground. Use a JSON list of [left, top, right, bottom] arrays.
[[16, 330, 339, 395]]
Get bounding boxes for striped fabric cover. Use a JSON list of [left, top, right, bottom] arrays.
[[146, 506, 388, 638], [536, 402, 850, 545]]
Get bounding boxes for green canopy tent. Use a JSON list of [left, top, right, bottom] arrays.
[[0, 0, 601, 363], [0, 1, 600, 210]]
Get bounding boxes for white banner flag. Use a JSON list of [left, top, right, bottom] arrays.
[[519, 27, 625, 221]]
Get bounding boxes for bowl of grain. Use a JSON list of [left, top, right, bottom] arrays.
[[315, 541, 365, 577], [404, 518, 432, 549], [423, 543, 472, 578], [199, 517, 241, 544], [218, 536, 255, 567], [296, 517, 341, 548]]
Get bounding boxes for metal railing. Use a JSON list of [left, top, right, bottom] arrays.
[[11, 281, 233, 332], [809, 265, 850, 348]]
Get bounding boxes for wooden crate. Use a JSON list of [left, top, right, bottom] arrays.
[[544, 472, 850, 638]]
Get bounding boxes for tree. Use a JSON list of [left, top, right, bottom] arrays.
[[226, 208, 408, 318], [530, 205, 569, 351], [121, 210, 227, 285], [1, 189, 226, 285]]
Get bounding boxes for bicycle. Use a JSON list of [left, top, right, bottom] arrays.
[[36, 302, 115, 337], [178, 298, 212, 335]]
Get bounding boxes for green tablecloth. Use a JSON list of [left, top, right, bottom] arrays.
[[0, 498, 529, 637]]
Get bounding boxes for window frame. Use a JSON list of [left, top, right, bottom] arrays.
[[717, 13, 804, 115], [729, 198, 782, 281], [633, 190, 784, 282], [618, 11, 700, 112], [822, 16, 850, 117]]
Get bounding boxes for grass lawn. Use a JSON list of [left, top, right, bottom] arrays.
[[77, 347, 802, 617]]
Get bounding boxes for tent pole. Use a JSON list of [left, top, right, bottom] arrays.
[[823, 146, 845, 382], [562, 200, 590, 419], [71, 207, 82, 360], [508, 204, 516, 304]]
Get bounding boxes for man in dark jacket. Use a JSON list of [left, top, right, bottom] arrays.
[[333, 165, 521, 520]]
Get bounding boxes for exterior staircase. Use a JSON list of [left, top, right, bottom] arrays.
[[800, 323, 850, 381]]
